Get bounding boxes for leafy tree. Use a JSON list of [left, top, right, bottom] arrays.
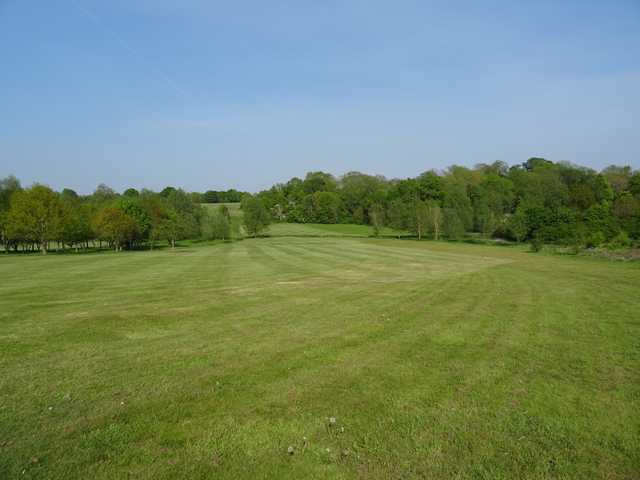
[[59, 201, 93, 251], [158, 208, 189, 249], [593, 174, 614, 204], [61, 188, 79, 201], [613, 193, 639, 223], [443, 181, 472, 230], [203, 190, 219, 203], [386, 199, 410, 237], [203, 206, 232, 240], [443, 208, 465, 240], [369, 203, 385, 237], [303, 171, 338, 194], [410, 200, 429, 240], [242, 195, 271, 237], [190, 192, 204, 204], [479, 174, 514, 216], [583, 202, 618, 242], [6, 184, 64, 254], [158, 186, 177, 198], [219, 204, 231, 221], [0, 175, 21, 210], [352, 206, 365, 225], [202, 189, 248, 203], [165, 188, 202, 239], [507, 206, 529, 242], [311, 191, 341, 223], [416, 171, 444, 201], [92, 207, 137, 251], [91, 184, 117, 205], [0, 175, 22, 251], [123, 188, 139, 197], [535, 207, 578, 245], [530, 233, 544, 252], [118, 197, 152, 248], [607, 231, 632, 250], [340, 172, 387, 223], [629, 172, 640, 197], [425, 200, 443, 240], [602, 165, 632, 194], [139, 191, 169, 250], [515, 167, 568, 210], [523, 157, 554, 171]]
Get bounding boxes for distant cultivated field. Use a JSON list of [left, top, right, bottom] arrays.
[[1, 238, 639, 479]]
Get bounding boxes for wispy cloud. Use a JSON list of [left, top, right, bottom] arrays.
[[71, 0, 194, 102]]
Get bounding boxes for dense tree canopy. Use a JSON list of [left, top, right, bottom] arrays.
[[241, 194, 271, 237], [0, 181, 215, 253], [202, 189, 246, 203], [1, 158, 638, 253], [255, 159, 640, 248]]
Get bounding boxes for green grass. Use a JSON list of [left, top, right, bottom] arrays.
[[200, 203, 405, 239], [267, 222, 406, 237], [201, 202, 242, 218], [1, 238, 639, 479]]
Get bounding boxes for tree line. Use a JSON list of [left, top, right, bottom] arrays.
[[0, 181, 241, 254], [254, 158, 640, 249], [2, 158, 638, 254], [201, 189, 246, 204]]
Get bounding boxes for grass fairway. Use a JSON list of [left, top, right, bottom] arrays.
[[1, 239, 639, 479], [268, 222, 406, 237]]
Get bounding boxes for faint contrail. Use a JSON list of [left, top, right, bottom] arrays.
[[71, 0, 193, 101]]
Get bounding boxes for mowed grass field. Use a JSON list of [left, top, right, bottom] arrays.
[[1, 237, 639, 479], [201, 203, 404, 238], [268, 222, 405, 237]]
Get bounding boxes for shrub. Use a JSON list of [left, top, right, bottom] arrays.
[[586, 231, 606, 248], [606, 231, 632, 250], [530, 234, 543, 252]]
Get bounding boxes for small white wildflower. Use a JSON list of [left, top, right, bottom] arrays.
[[329, 417, 336, 424], [287, 446, 294, 455]]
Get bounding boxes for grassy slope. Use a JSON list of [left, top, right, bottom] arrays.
[[267, 222, 405, 237], [201, 203, 404, 238], [1, 238, 639, 479], [201, 203, 244, 239]]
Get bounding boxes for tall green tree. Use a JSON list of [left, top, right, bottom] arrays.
[[242, 195, 271, 237], [92, 207, 137, 252], [59, 200, 93, 251], [0, 175, 22, 251], [425, 200, 443, 240], [369, 203, 385, 237], [6, 184, 64, 254], [203, 206, 232, 240]]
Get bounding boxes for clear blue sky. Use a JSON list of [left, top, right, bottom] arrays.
[[1, 1, 639, 193]]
